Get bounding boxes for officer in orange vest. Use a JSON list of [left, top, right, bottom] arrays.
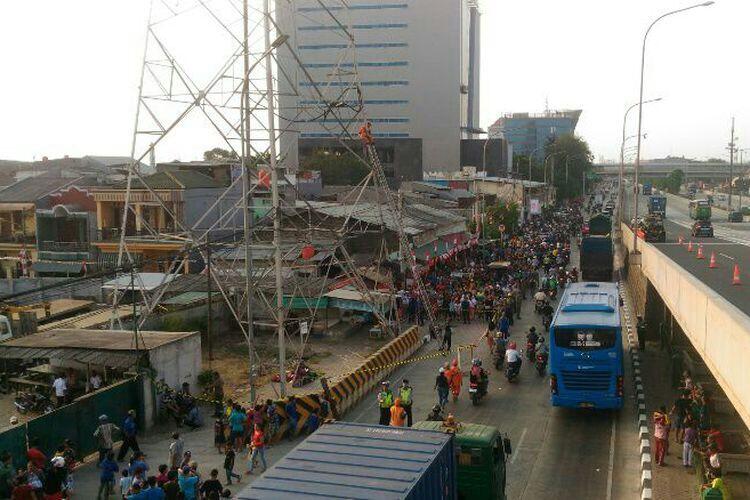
[[389, 398, 407, 427]]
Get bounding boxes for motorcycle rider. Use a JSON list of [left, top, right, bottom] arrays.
[[505, 341, 522, 377], [426, 404, 444, 422], [469, 358, 488, 397], [536, 337, 549, 362], [526, 327, 539, 346]]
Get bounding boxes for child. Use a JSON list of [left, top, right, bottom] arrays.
[[224, 447, 241, 485], [214, 418, 226, 454], [119, 469, 132, 498]]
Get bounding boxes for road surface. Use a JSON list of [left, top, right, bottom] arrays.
[[623, 186, 750, 316], [344, 285, 641, 499]]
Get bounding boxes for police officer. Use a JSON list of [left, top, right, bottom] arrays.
[[377, 381, 393, 426], [399, 379, 413, 427]]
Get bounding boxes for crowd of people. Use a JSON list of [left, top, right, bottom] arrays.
[[652, 370, 733, 499], [377, 203, 584, 425]]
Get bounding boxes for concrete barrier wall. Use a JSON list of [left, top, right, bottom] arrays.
[[272, 325, 422, 440], [621, 223, 750, 429]]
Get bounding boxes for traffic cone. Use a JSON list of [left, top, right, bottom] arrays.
[[733, 264, 742, 285], [696, 244, 705, 259], [709, 252, 717, 268], [687, 241, 694, 252]]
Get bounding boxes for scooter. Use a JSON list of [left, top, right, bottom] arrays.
[[506, 361, 521, 383], [535, 353, 548, 377], [14, 392, 54, 415], [468, 374, 488, 405]]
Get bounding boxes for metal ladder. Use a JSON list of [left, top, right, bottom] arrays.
[[365, 143, 437, 326]]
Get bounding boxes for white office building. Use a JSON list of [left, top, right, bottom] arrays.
[[276, 0, 482, 175]]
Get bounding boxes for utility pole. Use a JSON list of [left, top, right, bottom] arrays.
[[264, 0, 286, 398], [241, 0, 257, 404], [728, 117, 736, 209]]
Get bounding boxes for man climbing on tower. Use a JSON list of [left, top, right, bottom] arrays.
[[358, 120, 374, 152]]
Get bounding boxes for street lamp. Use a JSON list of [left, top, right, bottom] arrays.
[[621, 98, 661, 228], [544, 151, 565, 185], [632, 1, 715, 254]]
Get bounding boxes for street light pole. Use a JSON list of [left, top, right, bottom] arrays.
[[620, 98, 661, 227], [633, 1, 714, 254], [728, 117, 736, 209]]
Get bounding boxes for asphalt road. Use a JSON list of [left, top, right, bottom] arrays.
[[623, 187, 750, 316], [344, 287, 640, 499]]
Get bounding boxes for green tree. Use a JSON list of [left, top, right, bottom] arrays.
[[300, 148, 369, 186], [540, 134, 593, 200], [654, 168, 684, 194], [476, 201, 520, 239], [203, 147, 238, 161]]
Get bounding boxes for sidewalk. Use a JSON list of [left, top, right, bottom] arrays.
[[69, 421, 302, 498], [640, 341, 750, 499]]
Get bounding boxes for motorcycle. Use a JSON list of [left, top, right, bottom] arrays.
[[526, 341, 536, 362], [534, 299, 547, 314], [506, 361, 521, 383], [535, 353, 548, 377], [14, 392, 54, 415], [468, 373, 487, 405]]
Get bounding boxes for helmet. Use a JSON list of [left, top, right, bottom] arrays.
[[476, 359, 482, 367], [529, 327, 536, 333], [538, 337, 545, 343], [471, 358, 480, 366], [508, 341, 517, 349], [432, 404, 442, 413]]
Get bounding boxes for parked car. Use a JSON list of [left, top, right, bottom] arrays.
[[728, 211, 744, 223], [691, 220, 714, 237]]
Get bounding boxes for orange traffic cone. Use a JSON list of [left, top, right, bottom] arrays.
[[687, 241, 694, 252], [696, 244, 705, 259], [709, 252, 718, 268], [733, 264, 742, 285]]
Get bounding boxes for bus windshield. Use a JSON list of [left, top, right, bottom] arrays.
[[553, 328, 617, 351]]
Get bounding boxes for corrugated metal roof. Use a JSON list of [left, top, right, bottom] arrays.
[[161, 291, 208, 306], [0, 176, 81, 203], [32, 262, 83, 274], [102, 272, 176, 291], [117, 171, 220, 190]]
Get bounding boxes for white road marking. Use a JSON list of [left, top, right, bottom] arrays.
[[720, 253, 736, 261], [605, 418, 617, 500], [510, 427, 527, 465]]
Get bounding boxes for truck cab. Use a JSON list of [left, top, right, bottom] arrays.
[[414, 421, 511, 500]]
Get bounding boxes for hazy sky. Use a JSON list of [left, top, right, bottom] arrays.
[[1, 0, 747, 163]]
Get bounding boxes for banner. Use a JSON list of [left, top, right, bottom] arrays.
[[529, 198, 541, 215]]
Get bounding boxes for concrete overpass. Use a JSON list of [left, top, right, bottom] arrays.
[[594, 161, 749, 181], [621, 223, 750, 430]]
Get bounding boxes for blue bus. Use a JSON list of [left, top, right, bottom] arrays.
[[549, 282, 623, 409]]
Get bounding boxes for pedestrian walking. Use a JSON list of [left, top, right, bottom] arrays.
[[97, 451, 118, 499], [653, 406, 669, 466], [435, 368, 449, 408], [117, 409, 140, 461], [441, 322, 453, 351], [683, 419, 697, 468], [398, 380, 413, 427], [214, 418, 226, 454], [168, 432, 184, 470], [637, 316, 647, 351], [447, 359, 462, 403], [285, 396, 299, 440], [389, 399, 407, 427], [224, 447, 241, 485], [246, 424, 267, 474], [93, 415, 120, 466], [377, 382, 394, 426]]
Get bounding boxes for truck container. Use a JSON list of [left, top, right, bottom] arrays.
[[580, 236, 613, 282], [237, 421, 457, 500], [648, 196, 667, 217], [587, 214, 612, 236]]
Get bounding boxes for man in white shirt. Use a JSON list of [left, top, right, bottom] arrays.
[[52, 375, 67, 407], [89, 371, 102, 392]]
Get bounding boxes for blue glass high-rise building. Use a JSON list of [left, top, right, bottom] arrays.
[[488, 110, 582, 163]]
